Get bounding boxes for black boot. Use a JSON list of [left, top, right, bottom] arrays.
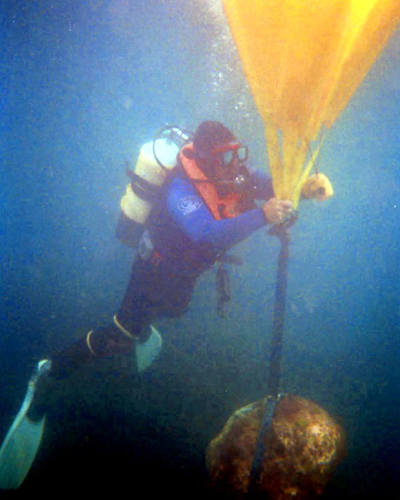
[[26, 325, 135, 421], [26, 335, 94, 421]]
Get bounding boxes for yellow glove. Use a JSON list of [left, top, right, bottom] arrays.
[[301, 173, 334, 201]]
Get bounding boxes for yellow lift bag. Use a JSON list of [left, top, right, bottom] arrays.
[[221, 0, 400, 208]]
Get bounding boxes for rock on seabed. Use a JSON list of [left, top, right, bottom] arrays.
[[206, 394, 345, 499]]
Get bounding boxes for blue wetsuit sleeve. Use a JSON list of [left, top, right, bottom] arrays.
[[167, 177, 267, 252], [247, 168, 275, 200]]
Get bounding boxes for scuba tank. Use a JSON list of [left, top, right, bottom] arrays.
[[118, 125, 193, 247]]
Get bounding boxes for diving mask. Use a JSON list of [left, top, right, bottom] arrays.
[[212, 143, 249, 168]]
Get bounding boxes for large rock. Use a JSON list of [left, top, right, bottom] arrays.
[[206, 394, 345, 499]]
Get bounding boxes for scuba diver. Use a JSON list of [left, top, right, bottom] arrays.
[[0, 121, 331, 489]]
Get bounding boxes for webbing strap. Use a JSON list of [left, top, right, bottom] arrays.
[[126, 169, 160, 203], [248, 226, 290, 495], [267, 228, 290, 397], [248, 396, 279, 494]]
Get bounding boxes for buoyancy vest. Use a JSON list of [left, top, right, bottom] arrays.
[[179, 143, 244, 220], [144, 143, 256, 276]]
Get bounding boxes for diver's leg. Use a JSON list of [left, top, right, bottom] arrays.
[[0, 322, 139, 489], [0, 258, 162, 489], [26, 304, 162, 422], [25, 323, 133, 421]]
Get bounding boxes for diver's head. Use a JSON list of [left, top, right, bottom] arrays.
[[193, 121, 248, 183]]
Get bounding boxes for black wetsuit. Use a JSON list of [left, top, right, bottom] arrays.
[[49, 165, 274, 378]]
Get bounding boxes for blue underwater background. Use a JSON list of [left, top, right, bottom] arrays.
[[1, 1, 399, 498]]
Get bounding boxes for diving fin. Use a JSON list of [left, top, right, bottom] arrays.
[[0, 359, 51, 489], [136, 325, 162, 372]]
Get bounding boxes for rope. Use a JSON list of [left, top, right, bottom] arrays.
[[248, 395, 280, 496], [248, 224, 291, 495], [267, 226, 290, 398]]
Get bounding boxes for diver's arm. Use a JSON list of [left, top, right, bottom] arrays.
[[245, 167, 274, 200], [167, 178, 267, 251]]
